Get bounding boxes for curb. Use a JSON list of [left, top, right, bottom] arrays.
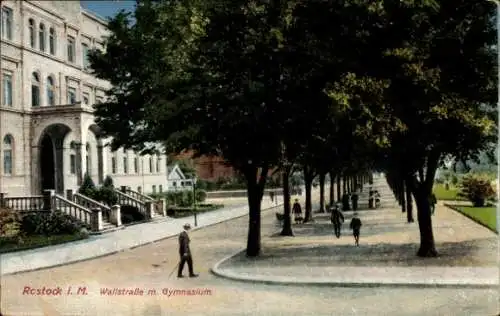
[[210, 250, 497, 289], [443, 203, 498, 234], [1, 203, 284, 276]]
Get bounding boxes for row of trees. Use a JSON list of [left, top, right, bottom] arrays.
[[88, 0, 497, 257]]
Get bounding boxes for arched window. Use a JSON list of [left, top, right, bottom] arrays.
[[39, 23, 46, 51], [46, 76, 55, 106], [3, 135, 13, 175], [28, 19, 35, 48], [69, 141, 77, 174], [86, 143, 91, 174], [156, 155, 161, 173], [149, 157, 153, 173], [49, 27, 56, 55], [31, 72, 40, 107]]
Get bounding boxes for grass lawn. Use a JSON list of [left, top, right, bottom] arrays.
[[167, 204, 224, 218], [453, 205, 497, 233], [0, 233, 87, 254], [433, 183, 466, 201]]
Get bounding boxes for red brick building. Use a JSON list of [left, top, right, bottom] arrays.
[[173, 151, 236, 181]]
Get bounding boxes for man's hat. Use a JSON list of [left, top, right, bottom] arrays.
[[183, 223, 191, 229]]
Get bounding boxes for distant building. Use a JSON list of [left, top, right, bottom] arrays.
[[173, 150, 236, 182], [166, 163, 193, 191]]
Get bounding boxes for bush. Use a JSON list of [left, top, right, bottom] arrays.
[[451, 174, 459, 186], [20, 211, 82, 236], [458, 175, 496, 207], [97, 187, 118, 206], [0, 208, 20, 236], [196, 189, 207, 203], [79, 173, 98, 199]]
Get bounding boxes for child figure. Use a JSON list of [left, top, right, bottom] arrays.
[[349, 213, 362, 246]]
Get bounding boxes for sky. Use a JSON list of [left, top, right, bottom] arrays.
[[80, 0, 136, 20]]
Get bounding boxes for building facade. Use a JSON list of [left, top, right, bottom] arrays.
[[173, 150, 236, 182], [0, 1, 168, 196]]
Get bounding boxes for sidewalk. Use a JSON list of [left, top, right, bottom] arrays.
[[211, 180, 498, 288], [0, 198, 285, 275]]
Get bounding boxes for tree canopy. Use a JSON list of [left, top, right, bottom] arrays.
[[89, 0, 497, 257]]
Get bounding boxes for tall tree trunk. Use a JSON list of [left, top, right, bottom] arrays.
[[336, 175, 341, 202], [401, 178, 406, 213], [303, 168, 314, 223], [280, 166, 293, 236], [329, 171, 335, 206], [319, 172, 326, 212], [342, 175, 347, 196], [245, 165, 268, 257], [414, 188, 437, 257], [405, 179, 414, 223]]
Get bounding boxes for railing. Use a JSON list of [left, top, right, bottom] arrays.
[[115, 190, 147, 215], [73, 193, 111, 223], [121, 188, 155, 203], [3, 196, 44, 211], [53, 195, 93, 228]]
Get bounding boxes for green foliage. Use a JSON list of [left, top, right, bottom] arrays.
[[78, 173, 98, 199], [19, 211, 82, 236], [103, 175, 114, 188], [0, 208, 20, 236], [458, 175, 496, 207]]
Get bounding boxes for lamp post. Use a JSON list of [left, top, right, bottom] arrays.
[[493, 0, 500, 244], [192, 176, 197, 227]]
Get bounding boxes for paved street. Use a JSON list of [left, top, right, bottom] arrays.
[[1, 196, 498, 315]]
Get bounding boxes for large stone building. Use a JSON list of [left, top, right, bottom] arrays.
[[0, 1, 168, 197]]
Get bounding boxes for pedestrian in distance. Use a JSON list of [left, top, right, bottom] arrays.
[[351, 192, 359, 211], [292, 198, 303, 224], [269, 191, 275, 203], [349, 213, 362, 246], [330, 203, 344, 238], [177, 223, 198, 278]]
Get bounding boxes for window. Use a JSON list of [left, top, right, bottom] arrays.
[[159, 185, 163, 193], [46, 76, 55, 106], [67, 87, 76, 104], [172, 181, 177, 187], [134, 157, 138, 173], [86, 143, 91, 173], [137, 186, 142, 193], [39, 23, 46, 51], [156, 157, 161, 173], [2, 73, 13, 107], [82, 43, 90, 69], [31, 72, 40, 107], [3, 135, 13, 175], [149, 157, 153, 173], [123, 156, 128, 174], [70, 142, 77, 174], [1, 7, 13, 40], [67, 36, 75, 62], [152, 185, 156, 194], [82, 93, 89, 105], [111, 157, 116, 174], [28, 19, 35, 48], [49, 27, 56, 55]]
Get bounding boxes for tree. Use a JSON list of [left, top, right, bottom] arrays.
[[89, 0, 294, 257], [79, 173, 97, 199]]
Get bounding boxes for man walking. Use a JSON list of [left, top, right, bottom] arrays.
[[349, 213, 362, 246], [177, 223, 198, 278], [331, 203, 344, 238]]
